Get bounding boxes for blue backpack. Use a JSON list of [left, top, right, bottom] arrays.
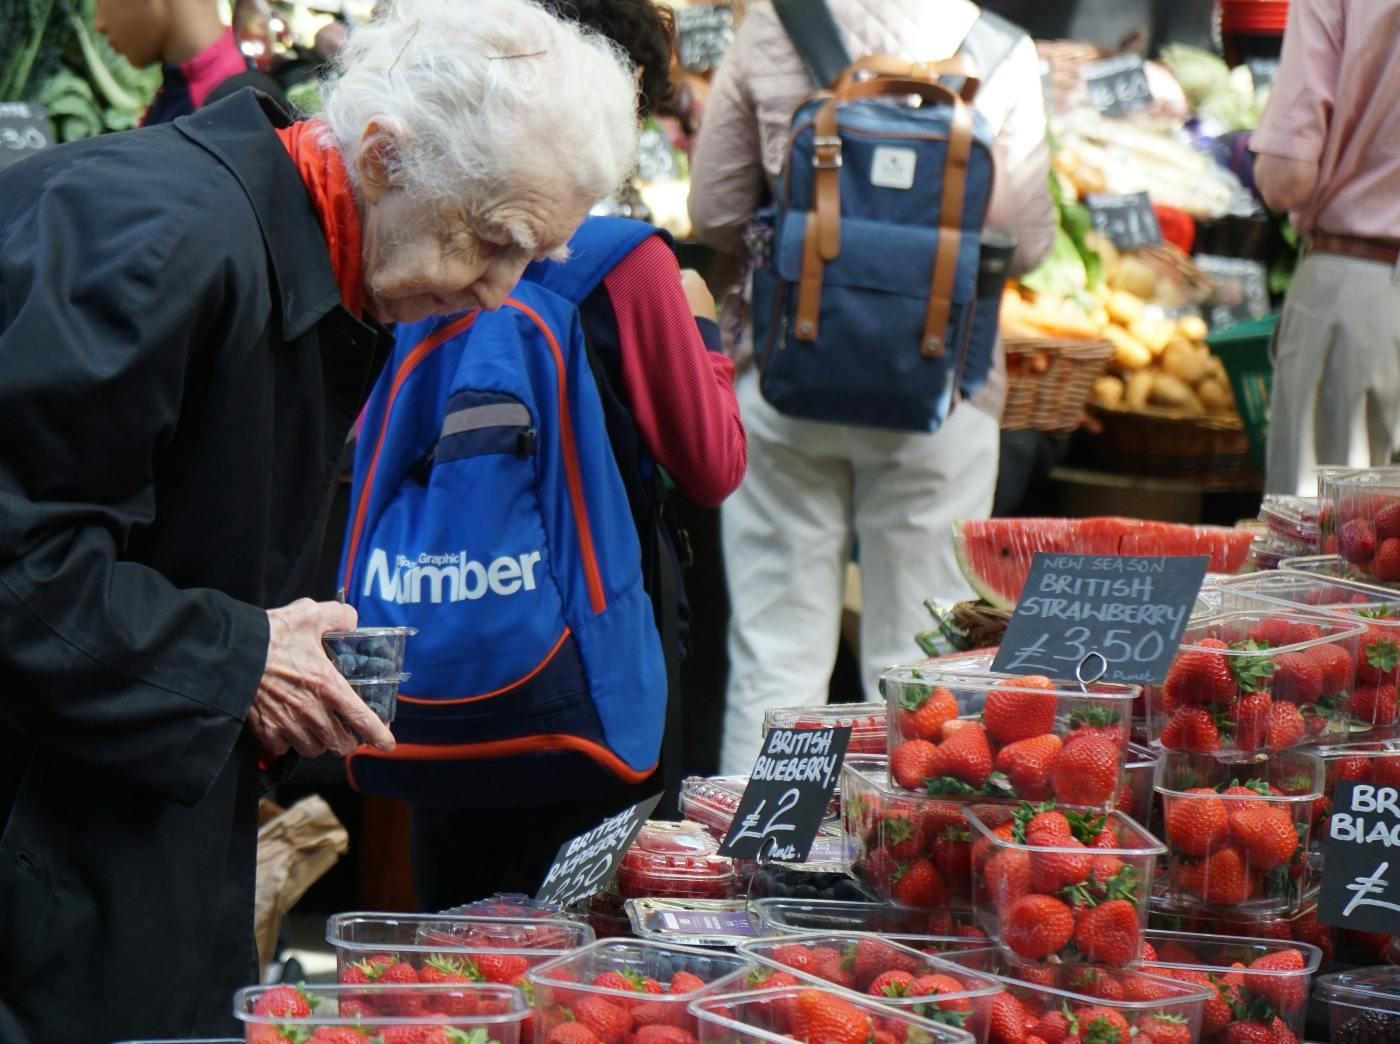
[[754, 1, 1021, 433], [339, 218, 666, 808]]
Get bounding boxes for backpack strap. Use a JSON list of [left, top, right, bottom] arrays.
[[959, 10, 1026, 86], [772, 0, 852, 89], [524, 216, 667, 304]]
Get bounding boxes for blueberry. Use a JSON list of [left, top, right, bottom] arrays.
[[791, 884, 820, 899], [364, 656, 396, 677], [365, 638, 394, 660], [335, 653, 358, 676], [831, 878, 866, 901]]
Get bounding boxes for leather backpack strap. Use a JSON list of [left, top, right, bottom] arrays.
[[833, 53, 981, 102], [922, 98, 975, 358]]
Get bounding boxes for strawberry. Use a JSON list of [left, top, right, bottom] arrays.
[[1271, 653, 1324, 705], [847, 937, 896, 988], [808, 946, 846, 985], [632, 1027, 698, 1044], [1066, 705, 1125, 746], [252, 984, 312, 1018], [1224, 1022, 1275, 1044], [1339, 519, 1377, 564], [1181, 843, 1251, 903], [1069, 966, 1124, 1000], [768, 944, 816, 974], [879, 815, 926, 862], [1266, 701, 1306, 750], [988, 992, 1031, 1044], [590, 971, 636, 993], [1074, 1006, 1131, 1038], [1133, 1013, 1192, 1044], [1307, 640, 1355, 693], [1265, 1016, 1301, 1044], [1031, 1009, 1074, 1044], [983, 675, 1058, 744], [1158, 706, 1221, 752], [1246, 947, 1307, 1012], [1375, 538, 1400, 582], [1358, 631, 1400, 683], [468, 952, 529, 984], [1002, 894, 1075, 959], [930, 825, 972, 888], [861, 846, 898, 892], [746, 967, 799, 991], [789, 989, 873, 1044], [1029, 837, 1094, 892], [1232, 690, 1274, 751], [306, 1030, 369, 1044], [868, 970, 914, 997], [932, 721, 994, 787], [547, 1025, 603, 1044], [1073, 899, 1141, 967], [1350, 682, 1400, 725], [1024, 809, 1074, 842], [1376, 503, 1400, 540], [908, 972, 972, 1010], [995, 734, 1063, 799], [984, 847, 1032, 908], [901, 685, 959, 741], [890, 857, 947, 908], [574, 995, 632, 1043], [890, 739, 940, 790], [1164, 639, 1237, 705], [668, 971, 706, 995], [1376, 755, 1400, 787], [1050, 735, 1119, 807], [1165, 789, 1229, 855]]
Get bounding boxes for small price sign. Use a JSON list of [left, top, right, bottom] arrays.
[[1196, 254, 1271, 330], [1319, 779, 1400, 934], [718, 727, 851, 862], [0, 103, 55, 171], [990, 553, 1209, 685], [536, 793, 662, 908], [1082, 53, 1154, 117], [675, 4, 735, 73], [1086, 192, 1163, 251]]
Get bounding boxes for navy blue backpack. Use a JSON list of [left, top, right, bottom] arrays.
[[339, 219, 668, 808], [754, 0, 1023, 432]]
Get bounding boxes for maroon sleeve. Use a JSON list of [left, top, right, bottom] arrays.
[[603, 236, 747, 508]]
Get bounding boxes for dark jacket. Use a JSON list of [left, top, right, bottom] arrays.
[[0, 92, 390, 1042]]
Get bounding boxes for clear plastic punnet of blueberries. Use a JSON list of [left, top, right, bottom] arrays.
[[322, 626, 417, 725]]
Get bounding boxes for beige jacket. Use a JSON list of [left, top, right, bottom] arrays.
[[688, 0, 1056, 417]]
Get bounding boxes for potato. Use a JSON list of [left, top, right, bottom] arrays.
[[1125, 370, 1154, 411], [1197, 376, 1235, 412], [1162, 339, 1213, 385], [1105, 289, 1146, 328], [1176, 314, 1209, 343], [1149, 373, 1205, 415], [1085, 231, 1119, 275], [1110, 256, 1160, 301], [1129, 314, 1175, 356], [1093, 375, 1125, 409], [1104, 325, 1153, 373], [1069, 164, 1108, 197]]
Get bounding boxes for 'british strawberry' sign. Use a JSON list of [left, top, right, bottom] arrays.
[[1319, 779, 1400, 935]]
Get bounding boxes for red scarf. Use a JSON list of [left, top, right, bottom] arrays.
[[275, 121, 365, 317]]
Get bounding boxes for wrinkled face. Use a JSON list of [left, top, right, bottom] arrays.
[[94, 0, 170, 68], [360, 185, 592, 325]]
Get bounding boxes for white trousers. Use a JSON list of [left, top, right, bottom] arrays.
[[1267, 252, 1400, 495], [718, 371, 1000, 776]]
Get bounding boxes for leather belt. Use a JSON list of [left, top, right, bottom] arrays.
[[1308, 231, 1400, 265]]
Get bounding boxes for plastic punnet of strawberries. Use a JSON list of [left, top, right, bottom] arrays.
[[965, 802, 1163, 969], [1331, 476, 1400, 584], [1154, 750, 1323, 913], [689, 984, 975, 1044], [526, 938, 752, 1044], [1309, 740, 1400, 845], [766, 702, 890, 756], [738, 933, 1002, 1035], [1147, 894, 1338, 973], [237, 982, 527, 1044], [1139, 929, 1322, 1044], [1149, 611, 1365, 754], [614, 821, 736, 901], [882, 668, 1138, 809], [940, 958, 1216, 1044]]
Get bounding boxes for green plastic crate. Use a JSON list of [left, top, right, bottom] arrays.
[[1208, 312, 1279, 474]]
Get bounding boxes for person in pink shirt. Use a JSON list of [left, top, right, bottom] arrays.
[[95, 0, 284, 126], [1253, 0, 1400, 494]]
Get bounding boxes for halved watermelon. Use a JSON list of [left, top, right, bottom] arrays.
[[954, 517, 1254, 609]]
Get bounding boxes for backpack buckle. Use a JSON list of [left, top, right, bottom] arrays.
[[812, 136, 843, 169]]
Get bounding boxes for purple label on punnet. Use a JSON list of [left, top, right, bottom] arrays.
[[655, 910, 762, 936]]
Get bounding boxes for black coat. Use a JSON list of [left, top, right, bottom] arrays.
[[0, 92, 390, 1042]]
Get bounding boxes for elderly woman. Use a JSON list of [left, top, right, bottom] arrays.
[[0, 1, 638, 1040]]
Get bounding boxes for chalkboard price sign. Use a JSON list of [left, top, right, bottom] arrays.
[[1082, 54, 1154, 118], [990, 553, 1209, 685], [536, 792, 662, 908], [718, 727, 851, 862], [0, 103, 55, 172], [1319, 779, 1400, 935], [1196, 254, 1271, 330], [1086, 192, 1163, 251], [676, 4, 735, 73]]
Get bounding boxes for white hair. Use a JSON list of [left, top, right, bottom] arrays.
[[321, 0, 638, 233]]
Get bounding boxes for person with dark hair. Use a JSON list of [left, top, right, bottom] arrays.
[[402, 0, 748, 911]]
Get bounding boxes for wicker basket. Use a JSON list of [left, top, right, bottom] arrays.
[[1085, 403, 1259, 484], [1002, 337, 1114, 434], [952, 600, 1012, 649]]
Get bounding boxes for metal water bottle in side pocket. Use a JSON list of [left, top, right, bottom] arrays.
[[960, 229, 1017, 401]]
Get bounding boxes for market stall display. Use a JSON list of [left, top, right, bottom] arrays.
[[234, 983, 531, 1042]]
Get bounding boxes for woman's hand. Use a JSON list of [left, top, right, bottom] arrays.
[[681, 268, 717, 322], [246, 599, 397, 757]]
